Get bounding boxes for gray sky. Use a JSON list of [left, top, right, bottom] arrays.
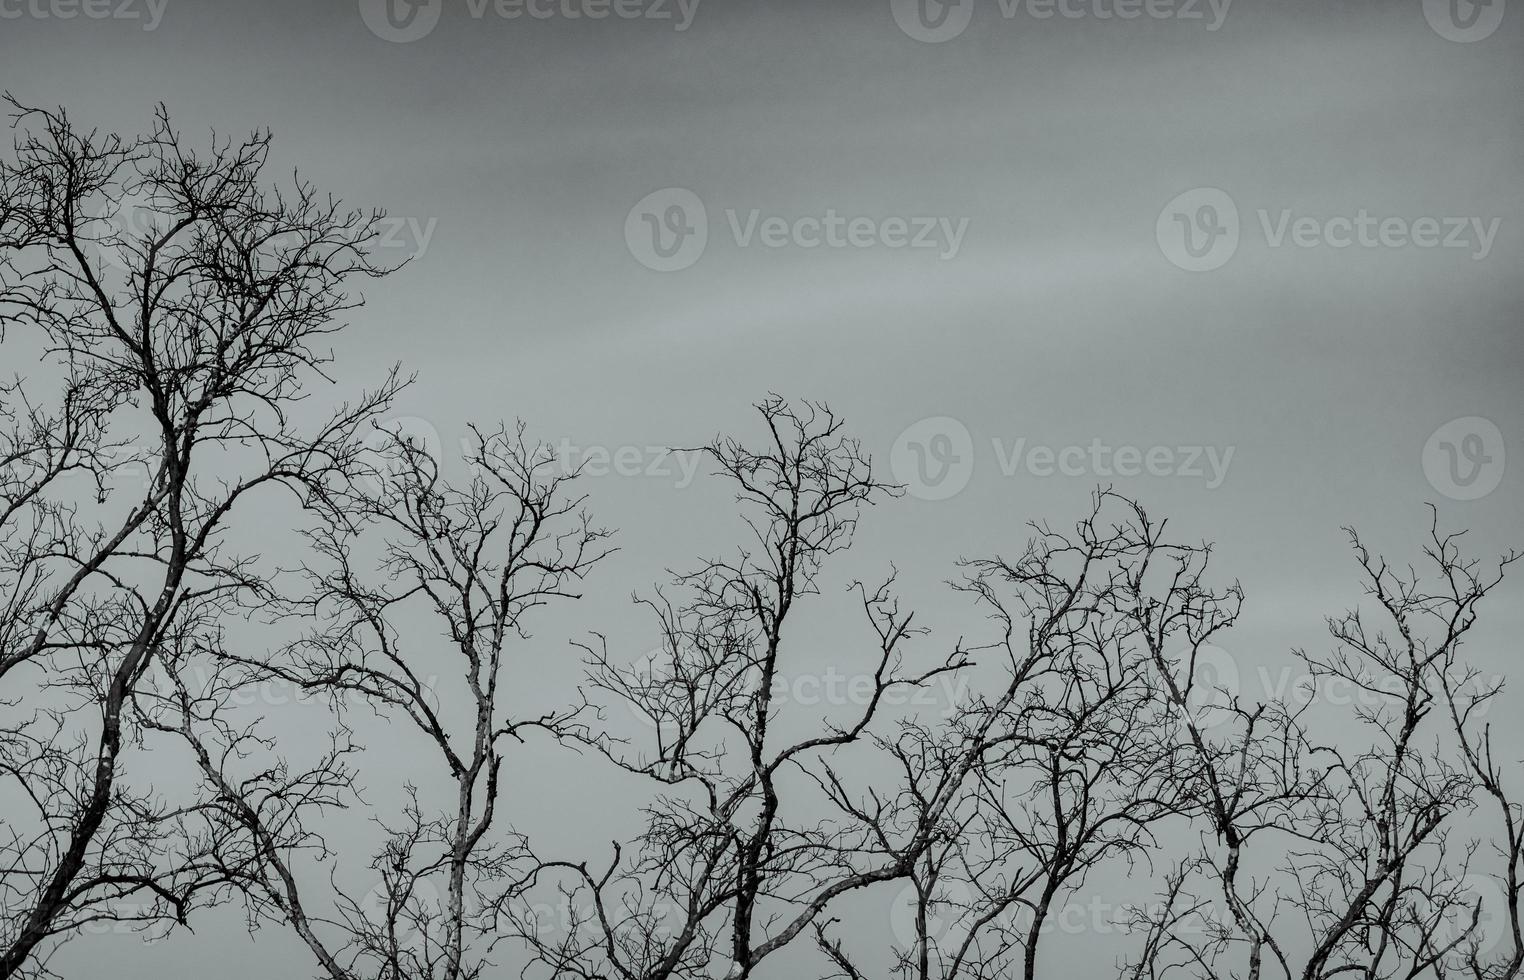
[[2, 0, 1522, 976]]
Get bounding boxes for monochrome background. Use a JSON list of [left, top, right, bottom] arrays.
[[1, 0, 1521, 976]]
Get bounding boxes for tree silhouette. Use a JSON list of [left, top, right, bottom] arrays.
[[3, 100, 1520, 980], [0, 97, 401, 978]]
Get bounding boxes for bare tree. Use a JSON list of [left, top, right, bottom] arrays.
[[0, 98, 401, 978], [814, 491, 1200, 980], [1409, 512, 1520, 980], [5, 109, 1519, 980], [1123, 501, 1517, 980], [513, 397, 978, 980], [805, 493, 1518, 980], [140, 423, 611, 980]]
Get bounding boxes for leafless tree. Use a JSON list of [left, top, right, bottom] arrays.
[[1415, 513, 1521, 980], [512, 397, 979, 980], [0, 97, 401, 978], [5, 101, 1520, 980], [140, 423, 611, 980], [814, 491, 1202, 980], [807, 492, 1518, 980], [1122, 500, 1518, 980]]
